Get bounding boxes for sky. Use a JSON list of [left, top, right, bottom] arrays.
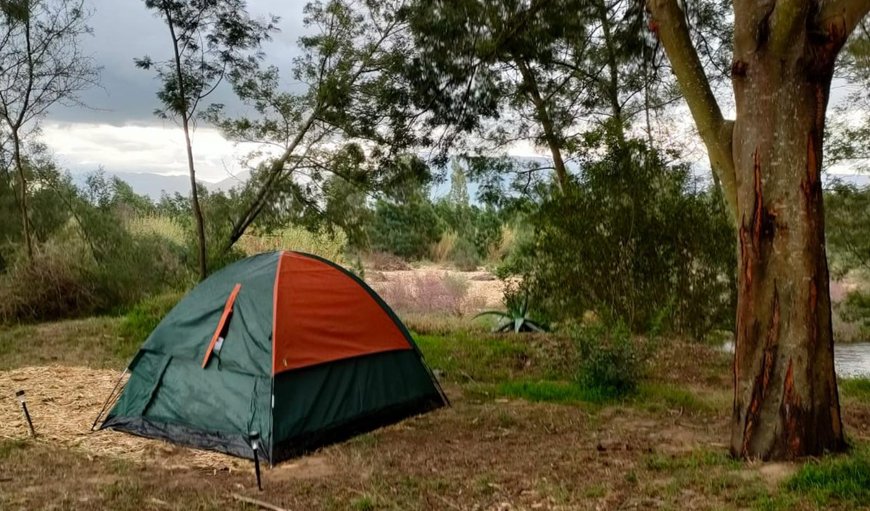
[[43, 0, 309, 182], [36, 1, 869, 184]]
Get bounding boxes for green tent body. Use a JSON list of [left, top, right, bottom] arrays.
[[100, 251, 446, 464]]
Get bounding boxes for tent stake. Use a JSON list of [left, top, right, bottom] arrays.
[[250, 431, 263, 491], [15, 390, 35, 437]]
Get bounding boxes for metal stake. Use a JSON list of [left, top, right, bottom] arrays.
[[15, 390, 35, 437], [250, 431, 262, 491]]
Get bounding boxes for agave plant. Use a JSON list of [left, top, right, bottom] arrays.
[[475, 294, 547, 333]]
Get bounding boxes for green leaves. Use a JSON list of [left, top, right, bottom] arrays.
[[140, 0, 277, 121], [369, 192, 442, 260], [825, 182, 870, 277], [506, 139, 736, 337], [572, 322, 650, 399], [0, 0, 28, 23], [827, 27, 870, 172], [207, 0, 441, 249], [133, 56, 154, 70], [475, 294, 547, 333]]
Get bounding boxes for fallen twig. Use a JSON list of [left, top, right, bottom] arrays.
[[231, 493, 289, 511]]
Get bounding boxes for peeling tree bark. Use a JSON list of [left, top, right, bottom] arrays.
[[729, 22, 847, 458], [647, 0, 870, 460]]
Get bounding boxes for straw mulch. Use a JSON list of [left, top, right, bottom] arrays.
[[0, 366, 248, 472]]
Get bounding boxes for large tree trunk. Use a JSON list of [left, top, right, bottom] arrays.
[[729, 27, 846, 460], [647, 0, 869, 461]]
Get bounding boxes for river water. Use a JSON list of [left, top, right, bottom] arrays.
[[721, 342, 870, 379]]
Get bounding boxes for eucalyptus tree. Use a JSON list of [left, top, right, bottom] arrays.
[[211, 0, 429, 252], [647, 0, 870, 459], [402, 0, 589, 190], [400, 0, 731, 192], [0, 0, 98, 261], [138, 0, 276, 280]]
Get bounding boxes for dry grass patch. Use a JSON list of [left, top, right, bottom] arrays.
[[0, 366, 249, 472], [0, 317, 127, 371]]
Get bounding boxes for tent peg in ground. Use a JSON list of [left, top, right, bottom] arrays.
[[250, 431, 262, 491], [15, 390, 36, 437]]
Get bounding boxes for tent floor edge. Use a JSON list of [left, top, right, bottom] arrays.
[[272, 393, 445, 464], [101, 415, 266, 463]]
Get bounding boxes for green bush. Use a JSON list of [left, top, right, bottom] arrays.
[[825, 183, 870, 277], [0, 239, 100, 323], [840, 290, 870, 339], [572, 322, 651, 399], [0, 217, 190, 324], [434, 199, 505, 261], [238, 226, 348, 263], [118, 292, 184, 345], [0, 163, 197, 324], [448, 235, 481, 271], [507, 138, 735, 337], [369, 197, 443, 259]]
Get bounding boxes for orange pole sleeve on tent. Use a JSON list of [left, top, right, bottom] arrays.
[[202, 283, 242, 368]]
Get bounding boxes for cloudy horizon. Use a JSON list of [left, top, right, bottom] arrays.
[[41, 0, 308, 182]]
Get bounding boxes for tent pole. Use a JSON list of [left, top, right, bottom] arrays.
[[91, 368, 128, 431]]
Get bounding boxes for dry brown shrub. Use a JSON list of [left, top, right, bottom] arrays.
[[362, 251, 411, 271], [429, 231, 457, 264], [0, 242, 99, 323], [376, 272, 469, 315]]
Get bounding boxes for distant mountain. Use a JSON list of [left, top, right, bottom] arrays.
[[211, 170, 251, 193], [70, 170, 251, 200], [70, 171, 192, 199], [71, 165, 870, 202]]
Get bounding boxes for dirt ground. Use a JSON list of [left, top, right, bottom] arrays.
[[0, 366, 250, 472], [0, 370, 726, 510], [1, 315, 869, 510], [2, 360, 869, 510]]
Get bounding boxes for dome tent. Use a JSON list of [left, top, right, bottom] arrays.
[[98, 251, 447, 464]]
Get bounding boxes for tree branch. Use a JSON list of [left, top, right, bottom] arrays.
[[770, 0, 810, 55], [646, 0, 737, 219], [817, 0, 870, 44]]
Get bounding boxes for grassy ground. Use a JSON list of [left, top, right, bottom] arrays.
[[1, 317, 870, 510]]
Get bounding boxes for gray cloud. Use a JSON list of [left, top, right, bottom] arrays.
[[47, 0, 308, 126]]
